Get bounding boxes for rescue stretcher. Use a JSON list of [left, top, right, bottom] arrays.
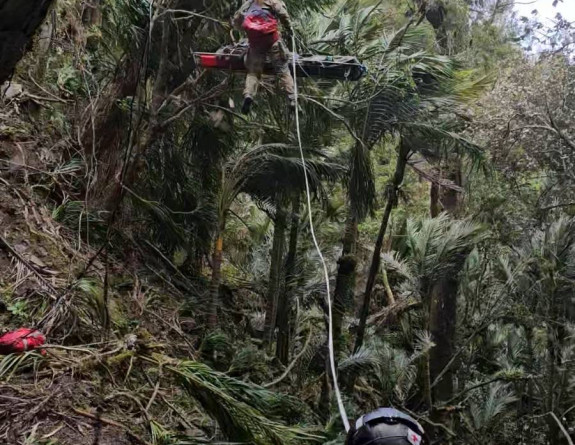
[[196, 43, 367, 81]]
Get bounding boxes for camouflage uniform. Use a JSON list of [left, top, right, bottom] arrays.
[[233, 0, 295, 102]]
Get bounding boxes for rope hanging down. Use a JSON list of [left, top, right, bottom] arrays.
[[291, 33, 350, 433]]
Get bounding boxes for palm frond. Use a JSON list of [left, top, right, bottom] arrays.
[[223, 144, 346, 217], [339, 346, 380, 376], [384, 21, 414, 55], [364, 86, 418, 148], [372, 341, 418, 403], [172, 360, 322, 444], [402, 123, 484, 168], [150, 421, 175, 445], [0, 352, 43, 382], [384, 215, 487, 305], [410, 330, 435, 364], [73, 278, 109, 330], [381, 252, 413, 280], [469, 382, 517, 431], [431, 219, 489, 277]]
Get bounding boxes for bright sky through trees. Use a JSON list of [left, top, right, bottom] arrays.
[[515, 0, 575, 23]]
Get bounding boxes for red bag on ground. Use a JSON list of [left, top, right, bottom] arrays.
[[0, 328, 46, 354]]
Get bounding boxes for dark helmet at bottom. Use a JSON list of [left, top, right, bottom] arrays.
[[345, 408, 428, 445]]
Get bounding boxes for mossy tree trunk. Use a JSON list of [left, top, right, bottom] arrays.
[[429, 276, 458, 401], [430, 182, 440, 217], [208, 226, 224, 329], [263, 200, 287, 348], [355, 139, 410, 352], [441, 165, 462, 215], [276, 194, 300, 365], [332, 213, 358, 357]]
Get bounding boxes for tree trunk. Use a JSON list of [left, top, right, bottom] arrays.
[[333, 213, 358, 357], [82, 0, 103, 27], [276, 195, 300, 365], [546, 329, 559, 444], [430, 182, 440, 217], [81, 56, 141, 208], [381, 267, 395, 305], [263, 203, 287, 347], [97, 14, 174, 211], [318, 352, 332, 421], [431, 161, 463, 217], [0, 0, 54, 84], [85, 8, 200, 210], [208, 229, 224, 329], [34, 8, 55, 80], [354, 139, 410, 352], [545, 289, 563, 445], [441, 167, 462, 215], [429, 276, 459, 401]]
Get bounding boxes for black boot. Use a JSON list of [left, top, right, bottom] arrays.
[[241, 96, 253, 114]]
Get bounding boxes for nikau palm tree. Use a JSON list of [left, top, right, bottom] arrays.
[[383, 216, 487, 402], [496, 217, 575, 443], [349, 38, 488, 354], [276, 193, 301, 364], [207, 144, 345, 329], [297, 0, 489, 363]]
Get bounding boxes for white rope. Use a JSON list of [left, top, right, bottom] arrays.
[[291, 33, 350, 432]]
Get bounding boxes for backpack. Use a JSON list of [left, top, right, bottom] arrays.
[[242, 1, 279, 48], [0, 328, 46, 354]]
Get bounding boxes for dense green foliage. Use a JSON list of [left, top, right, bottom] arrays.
[[0, 0, 574, 444]]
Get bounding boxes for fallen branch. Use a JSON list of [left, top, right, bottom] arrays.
[[22, 92, 66, 103], [368, 298, 421, 328], [382, 266, 395, 305], [540, 201, 575, 211], [155, 8, 227, 25], [549, 412, 574, 445], [0, 235, 59, 298], [27, 70, 69, 103], [407, 157, 464, 192], [71, 407, 152, 445], [145, 365, 162, 413], [263, 328, 313, 388], [401, 406, 456, 438], [441, 375, 535, 406]]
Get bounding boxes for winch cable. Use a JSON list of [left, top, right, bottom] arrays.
[[290, 33, 350, 433]]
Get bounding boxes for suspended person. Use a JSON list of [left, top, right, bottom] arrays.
[[233, 0, 295, 114], [345, 408, 429, 445]]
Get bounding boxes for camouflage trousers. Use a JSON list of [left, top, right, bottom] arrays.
[[243, 40, 295, 100]]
